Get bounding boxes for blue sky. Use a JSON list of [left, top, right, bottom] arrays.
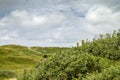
[[0, 0, 120, 47]]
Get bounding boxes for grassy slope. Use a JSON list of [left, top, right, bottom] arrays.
[[0, 44, 43, 79], [0, 44, 69, 79]]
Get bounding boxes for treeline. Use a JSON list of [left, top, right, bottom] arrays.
[[19, 29, 120, 80]]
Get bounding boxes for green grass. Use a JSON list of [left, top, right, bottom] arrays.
[[0, 44, 69, 79], [0, 44, 42, 79]]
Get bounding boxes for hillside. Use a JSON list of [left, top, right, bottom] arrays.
[[0, 45, 41, 79], [0, 29, 120, 80], [0, 44, 69, 80], [0, 44, 42, 69]]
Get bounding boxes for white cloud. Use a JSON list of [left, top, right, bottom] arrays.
[[0, 0, 120, 46], [0, 30, 18, 41], [0, 10, 67, 45], [0, 36, 11, 40], [86, 6, 120, 26], [22, 15, 46, 27], [45, 13, 66, 25], [11, 10, 47, 27], [84, 5, 120, 35], [86, 6, 112, 24], [0, 10, 66, 28]]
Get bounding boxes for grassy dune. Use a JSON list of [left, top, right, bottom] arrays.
[[0, 44, 69, 79], [0, 45, 41, 79]]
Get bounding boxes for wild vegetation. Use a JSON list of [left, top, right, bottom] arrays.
[[0, 45, 67, 80], [0, 29, 120, 80]]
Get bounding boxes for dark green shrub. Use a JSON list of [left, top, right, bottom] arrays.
[[83, 65, 120, 80], [19, 29, 120, 80]]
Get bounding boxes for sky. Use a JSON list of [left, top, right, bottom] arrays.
[[0, 0, 120, 47]]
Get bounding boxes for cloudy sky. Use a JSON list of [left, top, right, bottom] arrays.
[[0, 0, 120, 47]]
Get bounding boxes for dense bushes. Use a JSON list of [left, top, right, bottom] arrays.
[[77, 29, 120, 60], [20, 51, 112, 80], [83, 65, 120, 80], [19, 29, 120, 80]]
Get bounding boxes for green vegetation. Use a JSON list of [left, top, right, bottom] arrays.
[[0, 44, 68, 79], [31, 47, 69, 58], [77, 29, 120, 60], [0, 29, 120, 80], [0, 70, 16, 79], [0, 45, 42, 79]]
